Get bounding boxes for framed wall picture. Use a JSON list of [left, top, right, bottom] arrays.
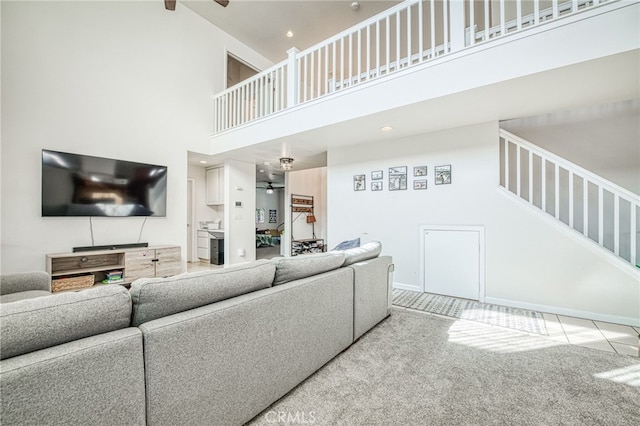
[[413, 166, 427, 177], [371, 170, 383, 180], [354, 174, 366, 191], [413, 179, 427, 190], [371, 181, 383, 191], [388, 166, 407, 191], [269, 209, 277, 223], [435, 165, 452, 185]]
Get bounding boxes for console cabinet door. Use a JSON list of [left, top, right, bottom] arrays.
[[124, 249, 155, 282], [155, 246, 182, 278]]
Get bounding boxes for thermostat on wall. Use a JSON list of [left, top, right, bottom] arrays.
[[235, 201, 242, 208]]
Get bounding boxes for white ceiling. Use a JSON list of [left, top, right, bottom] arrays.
[[182, 0, 401, 63]]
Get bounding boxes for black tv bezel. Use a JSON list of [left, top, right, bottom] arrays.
[[41, 149, 168, 218]]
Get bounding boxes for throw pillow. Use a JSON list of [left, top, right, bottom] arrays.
[[341, 241, 383, 266], [332, 238, 360, 251]]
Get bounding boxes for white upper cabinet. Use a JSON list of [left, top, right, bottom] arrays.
[[206, 167, 225, 205]]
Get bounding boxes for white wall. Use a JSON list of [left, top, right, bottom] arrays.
[[223, 159, 256, 265], [0, 1, 271, 273], [284, 167, 327, 256], [327, 122, 639, 325]]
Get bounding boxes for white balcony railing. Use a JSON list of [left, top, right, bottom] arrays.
[[499, 129, 640, 269], [213, 0, 615, 134]]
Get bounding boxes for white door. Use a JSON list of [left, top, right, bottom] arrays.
[[423, 228, 482, 300]]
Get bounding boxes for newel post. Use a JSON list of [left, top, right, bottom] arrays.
[[449, 0, 466, 51], [286, 47, 300, 108]]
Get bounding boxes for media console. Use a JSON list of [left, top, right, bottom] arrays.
[[47, 245, 181, 292]]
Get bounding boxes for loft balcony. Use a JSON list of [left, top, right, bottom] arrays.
[[210, 0, 637, 151]]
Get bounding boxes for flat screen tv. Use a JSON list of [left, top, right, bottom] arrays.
[[42, 149, 167, 217]]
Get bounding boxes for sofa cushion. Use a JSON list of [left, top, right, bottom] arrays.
[[0, 285, 132, 360], [271, 252, 346, 286], [130, 259, 275, 326], [339, 241, 383, 266]]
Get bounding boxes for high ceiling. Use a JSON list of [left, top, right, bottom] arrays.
[[182, 0, 400, 63]]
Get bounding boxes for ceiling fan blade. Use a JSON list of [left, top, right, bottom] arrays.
[[164, 0, 176, 11], [215, 0, 230, 7]]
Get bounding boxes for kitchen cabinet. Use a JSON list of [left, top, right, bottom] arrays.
[[197, 230, 210, 260], [206, 167, 225, 205]]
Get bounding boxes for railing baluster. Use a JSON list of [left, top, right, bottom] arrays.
[[396, 11, 401, 70], [614, 194, 620, 255], [541, 158, 546, 213], [505, 139, 510, 192], [339, 38, 344, 89], [631, 205, 637, 266], [583, 178, 589, 237], [469, 0, 475, 46], [407, 5, 412, 65], [484, 0, 490, 41], [310, 52, 315, 99], [332, 41, 337, 93], [443, 0, 449, 53], [598, 186, 604, 245], [418, 0, 424, 58], [324, 46, 329, 96], [554, 163, 560, 219], [516, 145, 521, 197], [386, 15, 391, 70], [376, 21, 380, 75], [357, 29, 362, 83], [528, 150, 533, 204], [500, 0, 506, 36], [348, 33, 353, 85], [430, 0, 436, 57], [572, 0, 579, 13], [366, 25, 371, 81], [569, 172, 574, 229], [516, 0, 522, 30], [553, 0, 559, 18]]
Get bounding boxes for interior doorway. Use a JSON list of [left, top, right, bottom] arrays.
[[226, 52, 259, 88], [420, 225, 485, 301]]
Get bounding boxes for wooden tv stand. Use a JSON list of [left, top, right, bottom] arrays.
[[46, 245, 182, 292]]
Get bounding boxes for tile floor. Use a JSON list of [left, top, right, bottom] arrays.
[[541, 312, 639, 357], [187, 259, 639, 358]]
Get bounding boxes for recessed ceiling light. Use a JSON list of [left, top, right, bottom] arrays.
[[286, 30, 294, 38], [199, 160, 208, 164], [380, 126, 393, 132]]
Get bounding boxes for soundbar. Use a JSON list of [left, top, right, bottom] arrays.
[[72, 242, 149, 253]]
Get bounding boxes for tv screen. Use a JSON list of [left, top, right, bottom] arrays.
[[42, 149, 167, 217]]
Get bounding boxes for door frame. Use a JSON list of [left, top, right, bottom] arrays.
[[187, 178, 196, 262], [419, 225, 486, 302]]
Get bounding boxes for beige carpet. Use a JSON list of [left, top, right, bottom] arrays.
[[247, 308, 640, 425]]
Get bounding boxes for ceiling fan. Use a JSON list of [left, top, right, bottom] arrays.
[[165, 0, 229, 11], [257, 182, 284, 194]]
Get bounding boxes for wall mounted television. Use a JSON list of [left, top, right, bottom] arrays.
[[42, 149, 167, 217]]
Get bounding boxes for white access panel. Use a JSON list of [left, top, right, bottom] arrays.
[[422, 227, 483, 301]]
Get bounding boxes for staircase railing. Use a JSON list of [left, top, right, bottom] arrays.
[[499, 129, 639, 268], [213, 0, 617, 134]]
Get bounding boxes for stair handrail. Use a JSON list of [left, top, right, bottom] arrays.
[[499, 129, 639, 205]]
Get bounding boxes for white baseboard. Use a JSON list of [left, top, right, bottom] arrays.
[[484, 296, 640, 327], [393, 282, 421, 292]]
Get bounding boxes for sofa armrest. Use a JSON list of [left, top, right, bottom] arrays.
[[0, 272, 51, 295], [347, 255, 394, 341]]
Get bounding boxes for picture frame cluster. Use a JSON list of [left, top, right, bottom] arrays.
[[353, 164, 451, 191]]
